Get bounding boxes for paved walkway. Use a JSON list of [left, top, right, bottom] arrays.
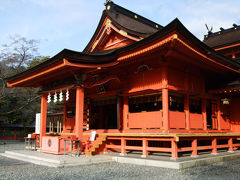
[[1, 154, 240, 180], [0, 150, 114, 168], [1, 142, 240, 179], [2, 148, 240, 169]]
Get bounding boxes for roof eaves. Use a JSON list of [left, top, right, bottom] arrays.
[[6, 48, 118, 82], [172, 19, 240, 71], [113, 18, 240, 71], [6, 49, 67, 82]]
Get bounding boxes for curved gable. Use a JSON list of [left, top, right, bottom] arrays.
[[84, 1, 160, 53]]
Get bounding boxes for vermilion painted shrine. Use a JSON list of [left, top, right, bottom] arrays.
[[6, 1, 240, 158]]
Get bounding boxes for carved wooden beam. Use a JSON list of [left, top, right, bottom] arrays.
[[85, 75, 120, 88]]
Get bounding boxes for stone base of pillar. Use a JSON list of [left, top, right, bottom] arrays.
[[191, 155, 199, 158]]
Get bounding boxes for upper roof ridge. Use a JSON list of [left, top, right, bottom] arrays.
[[104, 1, 162, 29], [204, 24, 240, 41]]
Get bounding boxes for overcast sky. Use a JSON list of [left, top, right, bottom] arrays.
[[1, 0, 240, 57]]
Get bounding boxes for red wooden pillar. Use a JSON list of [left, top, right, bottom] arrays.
[[40, 94, 47, 147], [212, 138, 217, 154], [217, 99, 221, 131], [142, 138, 148, 158], [191, 139, 198, 156], [171, 139, 178, 159], [122, 96, 129, 131], [75, 87, 84, 141], [184, 95, 190, 130], [162, 66, 169, 131], [202, 99, 207, 130], [228, 137, 233, 152], [120, 137, 126, 156]]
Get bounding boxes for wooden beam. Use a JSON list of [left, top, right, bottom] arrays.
[[142, 138, 148, 157], [212, 138, 217, 154], [191, 139, 198, 156], [40, 94, 47, 147], [185, 94, 190, 130], [122, 96, 129, 131], [171, 140, 178, 159], [120, 137, 126, 155], [75, 87, 84, 140], [202, 99, 207, 130], [162, 65, 169, 131]]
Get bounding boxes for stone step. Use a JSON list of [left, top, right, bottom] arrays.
[[63, 158, 114, 167], [63, 155, 114, 167], [0, 151, 114, 168], [4, 151, 63, 164], [0, 153, 63, 168]]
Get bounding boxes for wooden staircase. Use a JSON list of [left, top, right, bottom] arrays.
[[87, 135, 107, 155]]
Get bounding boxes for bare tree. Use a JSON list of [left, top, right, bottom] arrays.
[[0, 35, 46, 125]]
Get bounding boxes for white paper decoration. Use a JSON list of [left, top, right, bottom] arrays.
[[47, 92, 51, 103], [66, 89, 69, 101], [54, 92, 57, 103], [59, 90, 63, 102]]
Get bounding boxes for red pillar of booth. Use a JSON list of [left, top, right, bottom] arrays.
[[75, 87, 84, 141], [40, 94, 47, 147]]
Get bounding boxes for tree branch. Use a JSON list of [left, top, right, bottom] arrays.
[[1, 95, 40, 115]]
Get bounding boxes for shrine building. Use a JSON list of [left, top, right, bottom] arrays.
[[6, 1, 240, 158]]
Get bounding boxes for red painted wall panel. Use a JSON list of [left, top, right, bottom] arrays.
[[128, 111, 162, 129], [168, 69, 185, 89], [169, 111, 186, 129], [128, 68, 162, 92], [190, 113, 203, 129]]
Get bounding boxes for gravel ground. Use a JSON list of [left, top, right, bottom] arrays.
[[0, 141, 25, 153], [1, 142, 240, 180]]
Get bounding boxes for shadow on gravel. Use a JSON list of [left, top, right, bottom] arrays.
[[0, 140, 25, 153], [0, 156, 29, 166]]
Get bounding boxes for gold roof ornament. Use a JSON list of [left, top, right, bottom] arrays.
[[105, 19, 111, 26], [119, 30, 128, 37]]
